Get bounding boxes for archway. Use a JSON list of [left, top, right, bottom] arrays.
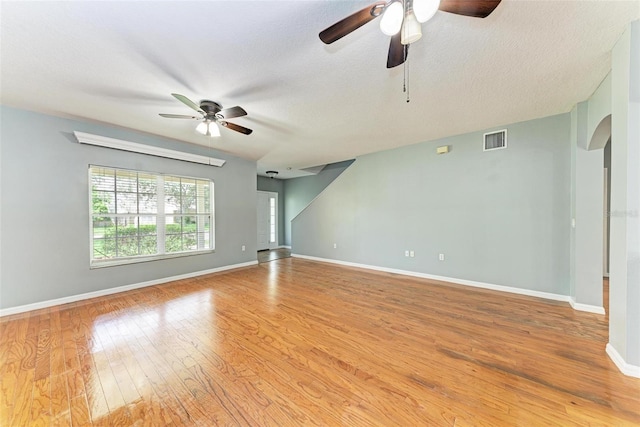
[[588, 114, 611, 150]]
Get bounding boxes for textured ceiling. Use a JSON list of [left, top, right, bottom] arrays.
[[1, 1, 638, 178]]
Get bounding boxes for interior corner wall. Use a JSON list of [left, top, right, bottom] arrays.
[[604, 140, 612, 277], [292, 114, 571, 295], [569, 107, 578, 300], [257, 176, 285, 246], [570, 101, 604, 309], [630, 20, 640, 367], [609, 20, 640, 368], [283, 160, 354, 246], [0, 106, 258, 310]]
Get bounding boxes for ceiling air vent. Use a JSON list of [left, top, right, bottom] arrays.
[[483, 129, 507, 151]]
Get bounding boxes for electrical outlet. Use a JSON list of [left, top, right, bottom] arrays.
[[439, 253, 445, 261], [405, 250, 409, 257], [333, 243, 337, 249], [242, 245, 246, 252], [410, 250, 415, 258]]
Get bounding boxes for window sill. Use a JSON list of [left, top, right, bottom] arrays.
[[90, 249, 215, 269]]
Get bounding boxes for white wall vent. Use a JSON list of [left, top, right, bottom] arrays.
[[483, 130, 507, 151]]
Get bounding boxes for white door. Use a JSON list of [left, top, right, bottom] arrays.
[[257, 191, 277, 250]]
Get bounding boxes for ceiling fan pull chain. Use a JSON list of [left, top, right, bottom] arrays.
[[405, 49, 410, 103], [403, 61, 407, 94], [403, 0, 408, 99]]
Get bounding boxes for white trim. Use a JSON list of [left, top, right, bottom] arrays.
[[278, 245, 292, 249], [269, 192, 279, 249], [569, 297, 606, 315], [606, 343, 640, 378], [90, 249, 215, 269], [257, 190, 279, 250], [292, 254, 570, 303], [74, 131, 226, 167], [0, 261, 257, 317]]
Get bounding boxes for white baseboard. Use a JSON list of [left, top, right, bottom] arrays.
[[606, 343, 640, 378], [569, 297, 606, 315], [292, 254, 570, 303], [278, 245, 292, 249], [0, 261, 258, 317]]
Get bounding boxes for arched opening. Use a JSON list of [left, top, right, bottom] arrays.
[[588, 114, 612, 319], [589, 114, 611, 151]]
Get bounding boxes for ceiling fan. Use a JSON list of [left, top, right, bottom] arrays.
[[159, 93, 253, 137], [319, 0, 501, 68]]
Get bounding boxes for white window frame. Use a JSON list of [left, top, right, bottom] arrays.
[[269, 194, 277, 245], [89, 165, 215, 268]]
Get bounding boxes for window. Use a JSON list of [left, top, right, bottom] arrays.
[[90, 165, 213, 267], [269, 196, 276, 244]]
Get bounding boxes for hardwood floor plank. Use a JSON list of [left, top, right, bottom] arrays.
[[1, 258, 639, 426], [50, 373, 71, 427], [49, 309, 67, 379], [68, 393, 92, 427], [61, 311, 81, 373], [10, 368, 35, 427], [0, 317, 28, 424], [72, 303, 111, 424], [34, 309, 51, 382], [21, 311, 39, 372], [29, 376, 51, 426]]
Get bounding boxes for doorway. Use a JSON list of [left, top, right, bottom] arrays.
[[257, 191, 278, 251]]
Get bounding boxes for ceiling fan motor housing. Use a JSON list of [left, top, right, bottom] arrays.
[[200, 100, 223, 119]]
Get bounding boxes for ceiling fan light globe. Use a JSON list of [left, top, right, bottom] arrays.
[[414, 0, 440, 23], [401, 10, 422, 45], [195, 121, 208, 135], [379, 1, 403, 36], [208, 122, 221, 138]]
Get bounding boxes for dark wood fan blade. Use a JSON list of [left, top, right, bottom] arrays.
[[319, 1, 386, 44], [387, 33, 408, 68], [220, 121, 253, 135], [171, 93, 204, 113], [217, 106, 247, 119], [439, 0, 501, 18], [159, 113, 199, 119]]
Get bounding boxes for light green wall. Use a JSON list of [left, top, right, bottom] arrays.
[[0, 106, 258, 310], [609, 20, 640, 368], [570, 101, 605, 310], [293, 114, 571, 295], [283, 160, 354, 246]]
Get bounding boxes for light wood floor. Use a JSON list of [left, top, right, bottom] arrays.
[[1, 259, 638, 426]]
